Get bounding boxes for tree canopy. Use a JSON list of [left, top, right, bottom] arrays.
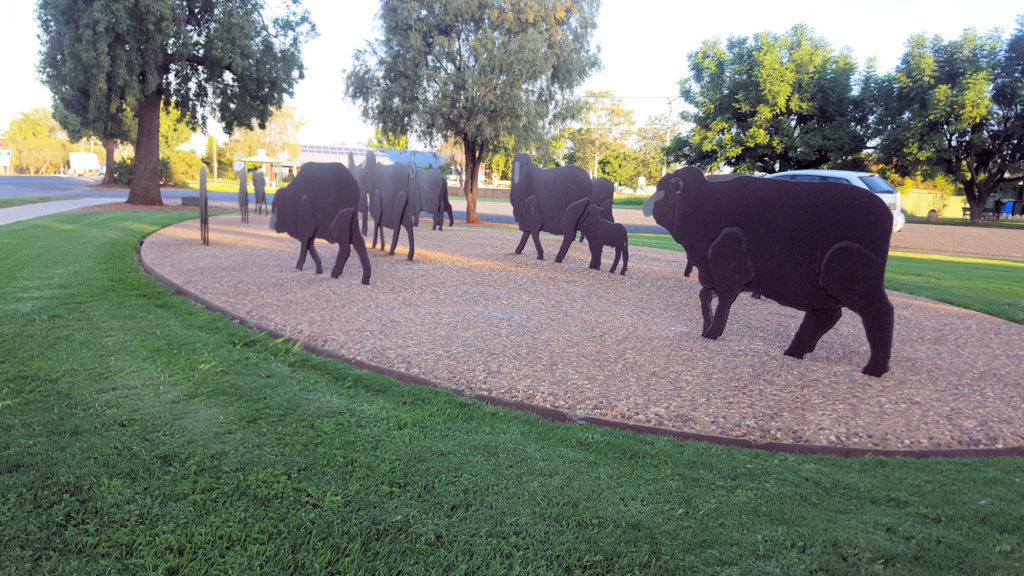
[[873, 19, 1024, 221], [669, 24, 867, 173], [568, 90, 634, 178], [37, 0, 315, 204], [5, 108, 70, 175], [345, 0, 601, 222]]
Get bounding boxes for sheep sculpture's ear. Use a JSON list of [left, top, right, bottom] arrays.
[[513, 160, 521, 185], [407, 161, 417, 179], [671, 178, 684, 194]]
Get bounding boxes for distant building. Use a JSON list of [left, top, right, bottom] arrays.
[[294, 144, 447, 169]]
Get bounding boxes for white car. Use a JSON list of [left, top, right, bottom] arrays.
[[765, 169, 906, 232]]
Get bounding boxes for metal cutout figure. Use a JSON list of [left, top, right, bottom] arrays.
[[252, 169, 267, 215], [410, 164, 454, 230], [643, 167, 894, 376], [579, 204, 628, 274], [510, 153, 592, 262], [270, 162, 371, 284]]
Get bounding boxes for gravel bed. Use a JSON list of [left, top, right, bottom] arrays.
[[141, 214, 1024, 452]]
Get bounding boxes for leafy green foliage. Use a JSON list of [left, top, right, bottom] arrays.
[[568, 90, 635, 177], [345, 0, 600, 222], [36, 0, 315, 204], [874, 19, 1024, 222], [366, 126, 409, 150], [1, 210, 1023, 574], [671, 24, 868, 173], [162, 149, 205, 187], [4, 108, 70, 175]]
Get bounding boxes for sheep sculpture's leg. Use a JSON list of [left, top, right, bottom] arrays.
[[819, 241, 893, 377], [699, 287, 716, 336], [609, 246, 620, 273], [555, 198, 589, 263], [784, 308, 843, 359], [389, 191, 409, 257], [402, 213, 415, 261], [701, 227, 754, 339], [515, 195, 544, 259], [297, 236, 323, 274], [619, 242, 628, 275]]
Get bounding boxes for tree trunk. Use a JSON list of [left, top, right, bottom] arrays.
[[127, 92, 163, 205], [964, 178, 998, 224], [102, 139, 116, 185], [462, 139, 487, 224]]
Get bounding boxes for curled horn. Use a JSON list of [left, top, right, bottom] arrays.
[[408, 161, 418, 179]]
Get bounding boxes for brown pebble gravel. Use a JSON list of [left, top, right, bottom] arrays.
[[140, 214, 1024, 452]]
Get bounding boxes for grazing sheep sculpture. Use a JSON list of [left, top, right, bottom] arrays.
[[270, 162, 371, 284], [410, 164, 454, 230], [643, 166, 894, 376], [578, 204, 628, 275], [510, 153, 593, 262], [369, 161, 417, 260], [252, 169, 268, 215], [579, 176, 615, 243]]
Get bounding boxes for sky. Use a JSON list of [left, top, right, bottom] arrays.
[[2, 0, 1022, 151]]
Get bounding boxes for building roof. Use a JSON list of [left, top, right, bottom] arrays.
[[294, 144, 447, 169]]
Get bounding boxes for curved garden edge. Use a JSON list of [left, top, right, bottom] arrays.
[[138, 214, 1024, 457]]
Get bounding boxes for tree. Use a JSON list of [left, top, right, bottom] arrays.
[[670, 24, 866, 173], [635, 112, 680, 180], [222, 105, 306, 166], [6, 108, 70, 175], [568, 90, 635, 178], [874, 20, 1024, 222], [345, 0, 600, 223], [37, 0, 315, 205], [366, 127, 409, 150]]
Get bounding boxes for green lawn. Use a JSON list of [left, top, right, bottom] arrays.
[[0, 195, 70, 209], [1, 211, 1022, 574]]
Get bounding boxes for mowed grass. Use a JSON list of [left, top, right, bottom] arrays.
[[1, 211, 1023, 574], [0, 195, 70, 208], [629, 236, 1024, 325]]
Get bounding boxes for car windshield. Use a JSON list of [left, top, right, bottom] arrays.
[[858, 175, 898, 194]]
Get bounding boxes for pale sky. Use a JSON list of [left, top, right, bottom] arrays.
[[2, 0, 1021, 150]]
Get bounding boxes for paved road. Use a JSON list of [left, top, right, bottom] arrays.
[[0, 176, 670, 234]]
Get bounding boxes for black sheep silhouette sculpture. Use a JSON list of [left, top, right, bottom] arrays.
[[252, 169, 268, 215], [369, 161, 417, 260], [578, 204, 628, 275], [579, 176, 615, 243], [348, 152, 372, 235], [510, 153, 592, 261], [643, 167, 894, 377], [270, 162, 371, 284], [410, 164, 454, 230]]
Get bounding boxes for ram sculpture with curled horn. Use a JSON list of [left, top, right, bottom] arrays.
[[643, 167, 894, 377]]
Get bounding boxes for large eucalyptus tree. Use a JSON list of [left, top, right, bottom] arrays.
[[37, 0, 315, 204], [345, 0, 601, 223]]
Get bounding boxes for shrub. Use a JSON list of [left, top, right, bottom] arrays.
[[109, 159, 134, 184], [162, 149, 204, 187]]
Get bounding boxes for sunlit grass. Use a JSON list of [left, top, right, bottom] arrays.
[[0, 195, 70, 208], [1, 211, 1022, 573]]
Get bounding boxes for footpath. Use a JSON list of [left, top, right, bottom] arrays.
[[0, 197, 122, 226]]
